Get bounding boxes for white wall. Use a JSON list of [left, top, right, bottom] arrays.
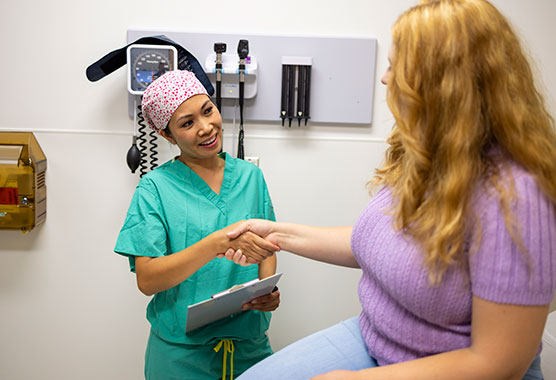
[[1, 1, 555, 379]]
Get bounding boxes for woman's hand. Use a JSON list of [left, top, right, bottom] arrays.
[[226, 219, 277, 243], [242, 288, 280, 312]]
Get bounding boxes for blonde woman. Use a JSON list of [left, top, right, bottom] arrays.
[[228, 1, 556, 379]]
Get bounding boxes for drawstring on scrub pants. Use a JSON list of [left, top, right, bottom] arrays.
[[214, 339, 235, 380]]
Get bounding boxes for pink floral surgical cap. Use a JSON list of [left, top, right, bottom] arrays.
[[141, 70, 209, 131]]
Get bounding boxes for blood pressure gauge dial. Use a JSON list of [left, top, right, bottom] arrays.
[[127, 44, 178, 95]]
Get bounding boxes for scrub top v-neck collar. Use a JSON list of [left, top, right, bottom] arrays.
[[174, 152, 233, 213]]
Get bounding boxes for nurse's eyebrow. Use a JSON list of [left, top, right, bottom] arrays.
[[175, 100, 213, 122], [201, 100, 212, 109]]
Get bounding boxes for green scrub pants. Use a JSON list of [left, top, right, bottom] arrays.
[[145, 330, 273, 380]]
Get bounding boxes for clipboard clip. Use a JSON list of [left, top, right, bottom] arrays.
[[211, 278, 259, 299]]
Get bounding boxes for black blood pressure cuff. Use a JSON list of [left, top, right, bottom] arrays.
[[85, 35, 214, 96]]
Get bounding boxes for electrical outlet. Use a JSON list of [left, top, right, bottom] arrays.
[[245, 156, 260, 167]]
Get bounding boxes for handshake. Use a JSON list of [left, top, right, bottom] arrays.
[[217, 219, 279, 265]]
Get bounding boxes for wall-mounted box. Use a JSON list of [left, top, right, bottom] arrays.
[[0, 132, 47, 232]]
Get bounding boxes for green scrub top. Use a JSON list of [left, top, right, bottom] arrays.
[[114, 153, 275, 347]]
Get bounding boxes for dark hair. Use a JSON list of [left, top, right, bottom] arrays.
[[162, 124, 172, 136]]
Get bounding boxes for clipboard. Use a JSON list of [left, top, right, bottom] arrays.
[[186, 272, 282, 333]]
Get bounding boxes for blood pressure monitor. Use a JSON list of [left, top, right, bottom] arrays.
[[127, 44, 178, 95]]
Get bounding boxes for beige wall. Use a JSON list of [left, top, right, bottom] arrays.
[[1, 1, 555, 379]]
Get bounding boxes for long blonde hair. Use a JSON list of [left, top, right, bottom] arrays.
[[373, 0, 556, 283]]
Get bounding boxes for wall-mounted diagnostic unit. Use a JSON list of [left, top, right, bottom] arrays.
[[0, 132, 47, 232], [127, 30, 378, 125]]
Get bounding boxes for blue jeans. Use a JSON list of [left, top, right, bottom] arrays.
[[523, 356, 543, 380], [237, 317, 378, 379], [237, 316, 544, 380]]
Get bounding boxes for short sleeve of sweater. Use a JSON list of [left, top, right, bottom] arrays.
[[470, 169, 556, 305], [114, 179, 168, 272]]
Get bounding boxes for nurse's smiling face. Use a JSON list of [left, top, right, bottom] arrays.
[[160, 94, 223, 162]]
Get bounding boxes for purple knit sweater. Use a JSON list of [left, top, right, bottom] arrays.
[[351, 162, 556, 366]]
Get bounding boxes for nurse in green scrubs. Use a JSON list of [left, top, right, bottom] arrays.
[[114, 70, 280, 380]]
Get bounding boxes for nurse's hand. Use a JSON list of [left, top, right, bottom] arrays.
[[225, 219, 280, 264], [242, 288, 280, 312], [217, 248, 251, 266], [228, 230, 278, 264], [220, 221, 279, 264], [220, 220, 279, 264]]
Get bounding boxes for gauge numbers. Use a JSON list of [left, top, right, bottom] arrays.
[[127, 45, 178, 95]]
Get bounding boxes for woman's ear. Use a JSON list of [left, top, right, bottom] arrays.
[[158, 129, 176, 144]]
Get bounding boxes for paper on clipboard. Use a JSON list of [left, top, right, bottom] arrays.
[[185, 272, 282, 333]]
